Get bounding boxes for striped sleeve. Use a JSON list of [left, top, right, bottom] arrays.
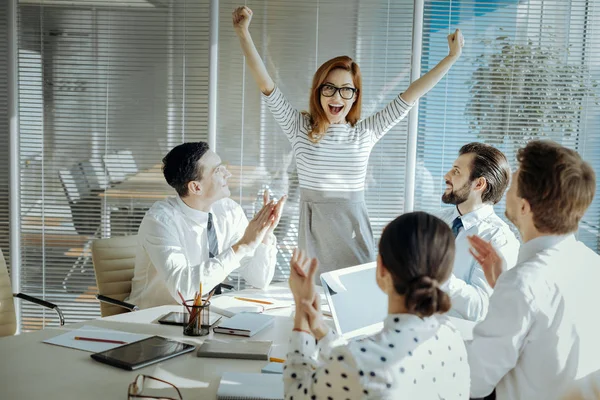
[[261, 86, 307, 141], [357, 94, 413, 143]]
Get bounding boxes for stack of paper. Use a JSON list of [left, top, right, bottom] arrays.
[[197, 340, 272, 360]]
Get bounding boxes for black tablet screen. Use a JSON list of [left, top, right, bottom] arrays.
[[91, 336, 194, 370], [158, 311, 221, 326]]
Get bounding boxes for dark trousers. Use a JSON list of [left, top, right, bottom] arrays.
[[471, 390, 496, 400]]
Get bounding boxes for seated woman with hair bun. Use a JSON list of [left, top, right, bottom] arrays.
[[285, 212, 470, 399]]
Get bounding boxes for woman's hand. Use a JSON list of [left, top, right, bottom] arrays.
[[232, 6, 253, 34], [288, 248, 318, 305], [447, 28, 464, 58], [299, 295, 329, 340]]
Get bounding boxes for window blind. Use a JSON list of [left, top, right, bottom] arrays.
[[217, 0, 415, 283], [415, 0, 600, 253], [17, 0, 209, 330], [0, 1, 10, 277]]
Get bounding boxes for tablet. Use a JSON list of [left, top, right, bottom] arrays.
[[320, 262, 388, 340], [90, 335, 195, 370], [157, 311, 222, 327]]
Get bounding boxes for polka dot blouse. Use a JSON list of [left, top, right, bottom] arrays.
[[283, 314, 470, 399]]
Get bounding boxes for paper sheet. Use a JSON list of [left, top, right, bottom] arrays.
[[43, 325, 150, 352]]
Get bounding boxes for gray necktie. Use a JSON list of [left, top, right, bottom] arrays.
[[207, 213, 219, 258]]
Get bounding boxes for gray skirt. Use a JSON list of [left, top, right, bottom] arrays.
[[298, 188, 376, 275]]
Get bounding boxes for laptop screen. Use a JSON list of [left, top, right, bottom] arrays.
[[320, 262, 388, 339]]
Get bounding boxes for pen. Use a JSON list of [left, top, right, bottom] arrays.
[[74, 336, 127, 345], [269, 357, 285, 363], [234, 297, 274, 305], [199, 282, 203, 305]]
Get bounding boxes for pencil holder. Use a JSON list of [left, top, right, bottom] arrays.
[[183, 300, 211, 336]]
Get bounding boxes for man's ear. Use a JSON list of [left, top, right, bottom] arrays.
[[521, 197, 531, 216], [473, 176, 487, 194], [187, 180, 203, 196]]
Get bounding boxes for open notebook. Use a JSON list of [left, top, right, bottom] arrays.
[[210, 295, 293, 318], [217, 372, 283, 400]]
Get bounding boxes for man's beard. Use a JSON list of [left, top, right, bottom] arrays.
[[441, 180, 471, 205]]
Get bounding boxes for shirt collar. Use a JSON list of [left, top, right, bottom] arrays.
[[175, 195, 210, 226], [454, 203, 495, 231], [517, 233, 576, 264], [383, 313, 439, 331]]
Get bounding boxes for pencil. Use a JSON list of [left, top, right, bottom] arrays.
[[205, 287, 217, 304], [74, 336, 127, 345], [269, 357, 285, 363], [234, 297, 274, 305], [178, 291, 192, 314], [199, 282, 204, 305]]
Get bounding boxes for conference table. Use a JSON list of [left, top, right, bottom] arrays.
[[0, 284, 474, 399]]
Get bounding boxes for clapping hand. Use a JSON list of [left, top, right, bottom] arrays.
[[289, 249, 329, 340], [289, 248, 318, 304], [262, 190, 287, 244], [468, 235, 504, 288]]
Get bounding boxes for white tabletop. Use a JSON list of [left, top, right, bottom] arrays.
[[0, 284, 474, 399]]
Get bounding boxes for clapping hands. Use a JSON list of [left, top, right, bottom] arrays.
[[289, 249, 329, 340]]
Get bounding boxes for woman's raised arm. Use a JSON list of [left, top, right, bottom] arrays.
[[400, 29, 464, 105], [233, 6, 275, 95]]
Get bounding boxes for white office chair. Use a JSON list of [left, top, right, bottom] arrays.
[[91, 235, 139, 317]]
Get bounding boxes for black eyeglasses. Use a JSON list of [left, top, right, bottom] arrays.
[[319, 84, 357, 100], [128, 374, 183, 400]]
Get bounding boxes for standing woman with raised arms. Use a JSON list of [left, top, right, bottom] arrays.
[[233, 6, 464, 273]]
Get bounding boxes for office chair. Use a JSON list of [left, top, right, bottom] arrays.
[[100, 151, 146, 235], [0, 248, 64, 337], [91, 235, 139, 317], [58, 166, 102, 292]]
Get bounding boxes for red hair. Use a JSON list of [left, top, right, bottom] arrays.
[[306, 56, 362, 143]]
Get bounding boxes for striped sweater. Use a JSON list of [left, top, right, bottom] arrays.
[[262, 86, 413, 192]]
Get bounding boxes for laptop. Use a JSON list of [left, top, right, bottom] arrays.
[[320, 262, 388, 340]]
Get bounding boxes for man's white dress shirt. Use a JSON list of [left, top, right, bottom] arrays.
[[284, 314, 470, 399], [437, 205, 520, 321], [128, 196, 277, 309], [467, 234, 600, 399]]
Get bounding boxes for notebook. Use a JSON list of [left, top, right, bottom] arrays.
[[210, 296, 293, 318], [213, 313, 274, 337], [196, 340, 272, 360], [217, 372, 283, 400], [261, 362, 284, 374]]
